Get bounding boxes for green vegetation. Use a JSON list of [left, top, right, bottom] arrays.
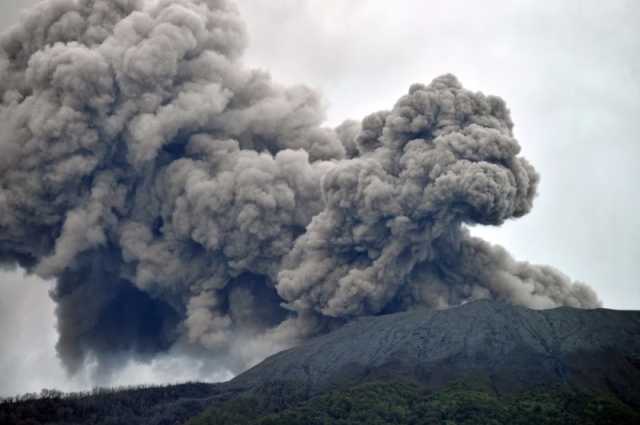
[[3, 379, 638, 425], [0, 383, 221, 425], [189, 380, 640, 425]]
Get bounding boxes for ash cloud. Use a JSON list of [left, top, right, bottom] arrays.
[[0, 0, 599, 379]]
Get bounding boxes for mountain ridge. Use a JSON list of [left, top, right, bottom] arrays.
[[230, 300, 640, 398]]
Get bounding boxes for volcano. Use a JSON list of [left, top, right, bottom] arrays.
[[231, 300, 640, 397], [4, 300, 640, 424]]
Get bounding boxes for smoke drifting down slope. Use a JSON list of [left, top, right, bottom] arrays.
[[0, 0, 599, 378]]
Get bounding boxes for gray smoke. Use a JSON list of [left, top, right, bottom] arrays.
[[0, 0, 600, 379]]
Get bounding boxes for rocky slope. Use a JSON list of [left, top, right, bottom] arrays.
[[231, 300, 640, 399]]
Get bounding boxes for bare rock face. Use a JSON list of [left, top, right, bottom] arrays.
[[231, 300, 640, 402]]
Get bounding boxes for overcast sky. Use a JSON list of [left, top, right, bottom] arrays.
[[1, 0, 639, 397]]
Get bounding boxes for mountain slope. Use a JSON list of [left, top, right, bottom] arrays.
[[190, 380, 640, 425], [232, 300, 640, 398], [3, 301, 640, 425], [189, 301, 640, 424]]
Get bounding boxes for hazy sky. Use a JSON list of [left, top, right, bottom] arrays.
[[1, 0, 639, 396]]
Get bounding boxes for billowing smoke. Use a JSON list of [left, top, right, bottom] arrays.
[[0, 0, 599, 379]]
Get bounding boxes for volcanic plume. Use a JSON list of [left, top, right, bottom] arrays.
[[0, 0, 599, 378]]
